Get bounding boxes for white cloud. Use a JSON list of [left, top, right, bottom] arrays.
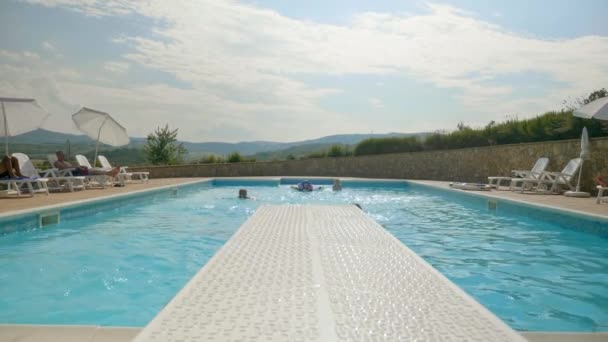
[[8, 1, 608, 141], [99, 2, 608, 108], [41, 40, 63, 58], [21, 0, 138, 17], [0, 50, 22, 60], [103, 61, 130, 73], [0, 50, 41, 61], [42, 41, 55, 51], [23, 52, 40, 60], [368, 97, 384, 109]]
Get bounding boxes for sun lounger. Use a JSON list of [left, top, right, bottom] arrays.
[[0, 153, 49, 197], [0, 178, 44, 197], [98, 155, 149, 183], [43, 154, 87, 192], [512, 158, 582, 194], [511, 157, 550, 179], [74, 154, 119, 188], [488, 157, 549, 190]]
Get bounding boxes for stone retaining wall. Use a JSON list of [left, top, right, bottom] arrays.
[[130, 137, 608, 192]]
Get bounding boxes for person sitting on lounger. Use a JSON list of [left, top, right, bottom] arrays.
[[594, 175, 608, 187], [54, 151, 120, 177], [0, 155, 25, 179]]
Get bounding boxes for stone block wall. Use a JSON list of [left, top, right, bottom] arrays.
[[130, 137, 608, 192]]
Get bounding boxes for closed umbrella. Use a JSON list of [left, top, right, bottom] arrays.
[[567, 127, 589, 196], [0, 97, 50, 155], [72, 107, 129, 167]]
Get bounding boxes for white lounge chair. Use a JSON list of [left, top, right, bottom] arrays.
[[488, 157, 549, 190], [98, 155, 149, 183], [512, 157, 550, 179], [74, 154, 121, 188], [0, 153, 49, 197], [44, 154, 86, 192], [513, 158, 582, 194]]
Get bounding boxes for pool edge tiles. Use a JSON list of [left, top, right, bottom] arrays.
[[0, 179, 212, 235], [212, 177, 280, 187], [133, 205, 526, 342]]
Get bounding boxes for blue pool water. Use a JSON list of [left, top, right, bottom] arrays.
[[0, 181, 607, 331]]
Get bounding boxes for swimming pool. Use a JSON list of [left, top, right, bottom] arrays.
[[0, 179, 606, 331]]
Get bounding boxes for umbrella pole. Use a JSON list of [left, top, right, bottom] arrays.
[[94, 118, 107, 168], [2, 101, 7, 156], [576, 160, 584, 192]]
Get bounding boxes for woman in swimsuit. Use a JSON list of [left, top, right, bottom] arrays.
[[0, 155, 24, 179]]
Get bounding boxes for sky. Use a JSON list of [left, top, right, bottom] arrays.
[[0, 0, 607, 142]]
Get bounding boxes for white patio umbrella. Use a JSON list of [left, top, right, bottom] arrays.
[[574, 97, 608, 120], [72, 107, 129, 167], [566, 97, 608, 197], [0, 97, 50, 155], [566, 126, 590, 197]]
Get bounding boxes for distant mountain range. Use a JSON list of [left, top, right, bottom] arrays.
[[12, 129, 429, 158]]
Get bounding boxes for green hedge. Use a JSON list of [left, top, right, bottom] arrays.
[[354, 111, 608, 156]]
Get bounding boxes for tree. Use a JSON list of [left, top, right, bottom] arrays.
[[584, 88, 608, 104], [563, 88, 608, 111], [144, 124, 187, 165], [327, 145, 345, 157], [227, 152, 243, 163]]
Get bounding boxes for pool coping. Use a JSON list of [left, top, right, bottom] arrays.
[[0, 178, 212, 221], [1, 325, 606, 342]]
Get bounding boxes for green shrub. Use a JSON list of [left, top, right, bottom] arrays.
[[227, 152, 244, 163], [355, 110, 608, 156], [199, 155, 223, 163], [354, 136, 422, 156], [327, 144, 352, 157], [306, 151, 326, 158]]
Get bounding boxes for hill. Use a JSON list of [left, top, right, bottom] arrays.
[[11, 129, 428, 159], [252, 143, 339, 161], [184, 132, 430, 158]]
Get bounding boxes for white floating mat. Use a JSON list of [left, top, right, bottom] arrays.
[[133, 205, 525, 342]]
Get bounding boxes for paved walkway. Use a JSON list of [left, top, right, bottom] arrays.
[[0, 325, 139, 342], [0, 178, 208, 214], [134, 205, 525, 342]]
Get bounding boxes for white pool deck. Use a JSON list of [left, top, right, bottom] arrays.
[[1, 177, 607, 341]]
